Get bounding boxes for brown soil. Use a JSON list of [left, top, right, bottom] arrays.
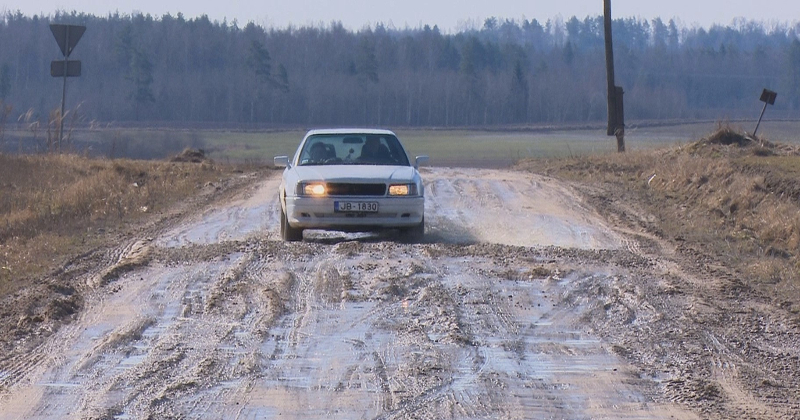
[[170, 148, 212, 163]]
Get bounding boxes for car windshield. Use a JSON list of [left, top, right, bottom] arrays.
[[297, 134, 411, 166]]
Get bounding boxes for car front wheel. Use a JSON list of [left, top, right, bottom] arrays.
[[280, 207, 303, 242]]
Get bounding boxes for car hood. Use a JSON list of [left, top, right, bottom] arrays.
[[291, 165, 417, 182]]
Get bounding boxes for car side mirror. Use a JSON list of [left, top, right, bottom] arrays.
[[274, 156, 290, 168], [414, 155, 429, 168]]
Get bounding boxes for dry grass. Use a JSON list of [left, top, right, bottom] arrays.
[[518, 125, 800, 310], [0, 152, 229, 295]]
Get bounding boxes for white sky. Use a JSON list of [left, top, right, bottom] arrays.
[[2, 0, 798, 31]]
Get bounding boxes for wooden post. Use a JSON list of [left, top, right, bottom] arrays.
[[615, 85, 625, 152], [604, 0, 625, 152], [604, 0, 616, 137]]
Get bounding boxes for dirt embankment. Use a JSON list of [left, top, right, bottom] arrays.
[[518, 126, 800, 314]]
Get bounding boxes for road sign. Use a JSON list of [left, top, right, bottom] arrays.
[[49, 24, 86, 58], [759, 89, 777, 105], [50, 60, 81, 77], [753, 88, 778, 137], [49, 23, 86, 150]]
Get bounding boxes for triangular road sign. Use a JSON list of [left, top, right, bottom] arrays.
[[49, 24, 86, 58]]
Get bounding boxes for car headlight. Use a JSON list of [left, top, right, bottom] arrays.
[[297, 182, 326, 196], [388, 183, 417, 196]]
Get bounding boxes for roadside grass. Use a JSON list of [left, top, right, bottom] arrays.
[[518, 125, 800, 312], [0, 152, 235, 297]]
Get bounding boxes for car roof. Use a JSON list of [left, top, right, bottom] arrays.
[[304, 128, 397, 137]]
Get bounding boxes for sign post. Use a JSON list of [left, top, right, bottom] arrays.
[[753, 89, 777, 137], [49, 24, 85, 150]]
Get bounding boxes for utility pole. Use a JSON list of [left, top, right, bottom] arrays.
[[603, 0, 625, 152]]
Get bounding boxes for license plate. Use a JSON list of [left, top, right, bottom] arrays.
[[335, 201, 379, 213]]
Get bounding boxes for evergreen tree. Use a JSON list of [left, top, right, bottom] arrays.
[[789, 39, 800, 109], [562, 42, 575, 65], [509, 60, 528, 122], [246, 39, 272, 122], [247, 39, 271, 84], [127, 49, 155, 120], [275, 63, 289, 92], [357, 37, 379, 84], [0, 63, 10, 100]]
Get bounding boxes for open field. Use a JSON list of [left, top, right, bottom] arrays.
[[4, 120, 800, 167]]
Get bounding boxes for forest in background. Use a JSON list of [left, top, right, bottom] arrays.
[[1, 11, 800, 128]]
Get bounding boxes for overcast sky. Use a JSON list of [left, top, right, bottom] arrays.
[[2, 0, 798, 31]]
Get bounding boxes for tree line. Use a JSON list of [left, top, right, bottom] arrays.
[[1, 11, 799, 128]]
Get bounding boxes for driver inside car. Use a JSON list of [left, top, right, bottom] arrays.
[[309, 142, 330, 163]]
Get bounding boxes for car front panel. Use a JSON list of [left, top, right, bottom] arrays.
[[285, 194, 424, 230]]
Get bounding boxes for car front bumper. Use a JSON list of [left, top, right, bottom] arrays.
[[285, 195, 424, 231]]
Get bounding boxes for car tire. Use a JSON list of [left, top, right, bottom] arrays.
[[280, 207, 303, 242], [400, 217, 425, 243]]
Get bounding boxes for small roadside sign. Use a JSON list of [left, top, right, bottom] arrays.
[[759, 89, 777, 105], [50, 60, 81, 78], [753, 88, 778, 137], [49, 24, 86, 57]]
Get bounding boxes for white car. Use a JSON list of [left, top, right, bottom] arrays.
[[274, 129, 428, 241]]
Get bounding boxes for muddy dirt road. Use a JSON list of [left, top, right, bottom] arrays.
[[1, 168, 798, 419]]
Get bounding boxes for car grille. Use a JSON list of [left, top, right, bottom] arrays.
[[326, 183, 386, 196]]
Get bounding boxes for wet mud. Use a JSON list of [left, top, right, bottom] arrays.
[[1, 168, 797, 419]]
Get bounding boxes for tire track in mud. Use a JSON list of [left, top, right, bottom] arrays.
[[0, 169, 684, 420], [218, 244, 697, 420], [157, 178, 282, 248], [4, 168, 798, 419]]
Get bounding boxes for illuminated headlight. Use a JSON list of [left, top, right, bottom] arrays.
[[297, 182, 326, 196], [388, 183, 417, 196]]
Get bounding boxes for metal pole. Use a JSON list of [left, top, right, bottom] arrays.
[[753, 101, 768, 137], [59, 27, 69, 151]]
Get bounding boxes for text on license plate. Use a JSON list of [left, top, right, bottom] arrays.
[[335, 201, 379, 213]]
